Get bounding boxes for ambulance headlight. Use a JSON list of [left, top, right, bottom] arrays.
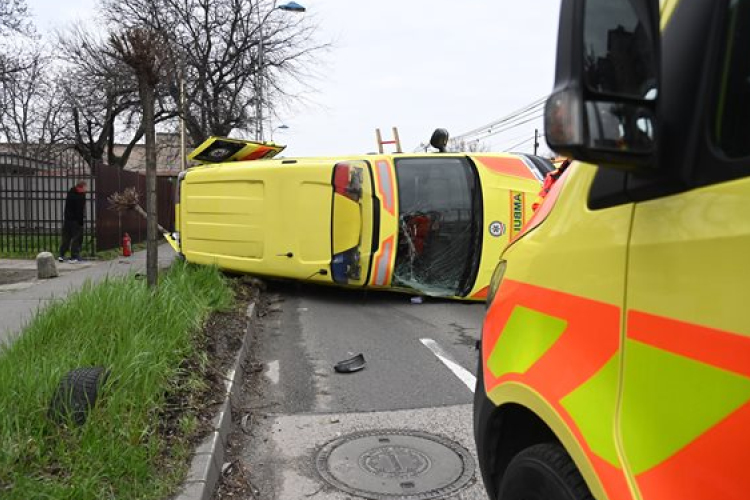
[[486, 260, 507, 309]]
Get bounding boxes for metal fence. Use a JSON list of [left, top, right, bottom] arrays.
[[0, 149, 176, 257], [0, 150, 96, 257]]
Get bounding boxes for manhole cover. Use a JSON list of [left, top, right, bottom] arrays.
[[315, 429, 475, 500]]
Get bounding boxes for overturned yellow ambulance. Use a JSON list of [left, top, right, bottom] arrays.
[[167, 134, 552, 300]]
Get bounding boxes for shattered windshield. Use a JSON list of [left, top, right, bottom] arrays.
[[392, 157, 482, 297]]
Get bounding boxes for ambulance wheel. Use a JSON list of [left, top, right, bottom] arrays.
[[497, 443, 594, 500]]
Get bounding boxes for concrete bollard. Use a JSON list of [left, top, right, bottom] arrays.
[[36, 252, 59, 279]]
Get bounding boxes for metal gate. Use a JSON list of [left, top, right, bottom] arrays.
[[0, 150, 95, 257]]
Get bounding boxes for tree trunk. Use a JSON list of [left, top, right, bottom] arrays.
[[132, 204, 167, 233], [141, 82, 158, 288]]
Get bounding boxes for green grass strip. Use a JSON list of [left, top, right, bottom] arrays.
[[0, 260, 233, 500]]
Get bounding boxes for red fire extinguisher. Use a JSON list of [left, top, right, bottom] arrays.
[[122, 233, 132, 257]]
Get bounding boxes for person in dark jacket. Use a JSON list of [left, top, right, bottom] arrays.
[[58, 181, 87, 263]]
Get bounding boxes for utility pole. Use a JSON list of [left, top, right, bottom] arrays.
[[534, 128, 540, 155]]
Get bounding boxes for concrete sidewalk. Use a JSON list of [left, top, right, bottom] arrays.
[[0, 245, 177, 345]]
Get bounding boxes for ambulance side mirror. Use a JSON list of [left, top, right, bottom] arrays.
[[544, 0, 660, 172]]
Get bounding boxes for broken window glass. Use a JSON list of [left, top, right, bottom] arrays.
[[392, 157, 481, 297]]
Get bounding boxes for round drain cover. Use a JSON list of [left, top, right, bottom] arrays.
[[315, 429, 475, 500]]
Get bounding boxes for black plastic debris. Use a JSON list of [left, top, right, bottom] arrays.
[[334, 353, 366, 373]]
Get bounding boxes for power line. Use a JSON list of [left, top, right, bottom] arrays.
[[489, 130, 533, 149], [475, 112, 544, 140], [458, 107, 545, 143], [503, 133, 546, 152], [454, 96, 547, 141], [459, 96, 546, 137], [504, 136, 535, 152]]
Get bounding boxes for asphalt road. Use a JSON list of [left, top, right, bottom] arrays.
[[233, 281, 490, 500]]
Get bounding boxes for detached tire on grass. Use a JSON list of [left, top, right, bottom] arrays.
[[49, 367, 110, 426], [497, 443, 594, 500]]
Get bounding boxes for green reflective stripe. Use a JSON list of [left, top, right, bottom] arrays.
[[622, 340, 750, 475], [561, 355, 621, 467], [487, 306, 567, 378]]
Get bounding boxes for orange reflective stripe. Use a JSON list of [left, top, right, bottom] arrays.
[[237, 146, 275, 160], [476, 156, 537, 180], [636, 402, 750, 500], [374, 160, 396, 216], [472, 286, 488, 299], [629, 310, 750, 378], [371, 235, 394, 286]]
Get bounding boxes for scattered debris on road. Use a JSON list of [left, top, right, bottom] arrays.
[[334, 353, 366, 373]]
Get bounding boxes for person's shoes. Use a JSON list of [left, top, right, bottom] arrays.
[[67, 258, 80, 264], [57, 256, 64, 262]]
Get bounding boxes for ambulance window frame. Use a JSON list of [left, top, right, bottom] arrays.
[[589, 0, 750, 210], [701, 0, 750, 182]]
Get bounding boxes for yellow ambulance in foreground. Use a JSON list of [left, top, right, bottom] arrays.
[[167, 132, 552, 300], [474, 0, 750, 499]]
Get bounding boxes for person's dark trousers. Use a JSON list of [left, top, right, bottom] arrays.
[[59, 220, 84, 259]]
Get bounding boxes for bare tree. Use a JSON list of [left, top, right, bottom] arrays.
[[448, 138, 491, 153], [417, 138, 492, 153], [103, 0, 328, 145], [57, 26, 177, 169], [0, 46, 70, 154], [0, 0, 33, 80], [109, 27, 173, 288], [0, 0, 29, 36]]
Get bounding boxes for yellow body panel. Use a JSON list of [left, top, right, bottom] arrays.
[[660, 0, 680, 29], [332, 195, 361, 254], [627, 176, 750, 335], [620, 175, 750, 499], [502, 163, 633, 306], [180, 159, 335, 281]]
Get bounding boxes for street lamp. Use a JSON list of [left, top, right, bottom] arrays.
[[255, 2, 306, 142], [278, 1, 306, 12], [271, 124, 289, 141]]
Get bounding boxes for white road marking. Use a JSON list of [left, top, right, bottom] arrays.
[[420, 338, 476, 393], [267, 360, 280, 385]]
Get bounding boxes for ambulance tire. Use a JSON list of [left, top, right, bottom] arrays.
[[497, 443, 593, 500]]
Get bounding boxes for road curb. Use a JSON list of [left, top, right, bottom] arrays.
[[175, 302, 257, 500]]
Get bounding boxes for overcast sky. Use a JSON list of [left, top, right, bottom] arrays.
[[29, 1, 561, 158]]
